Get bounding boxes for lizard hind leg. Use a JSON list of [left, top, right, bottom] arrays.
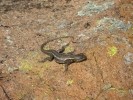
[[64, 60, 73, 72], [39, 56, 54, 63], [64, 63, 69, 72]]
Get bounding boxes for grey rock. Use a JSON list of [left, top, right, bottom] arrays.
[[124, 52, 133, 65], [78, 1, 114, 16]]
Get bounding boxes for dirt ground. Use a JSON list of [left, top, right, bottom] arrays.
[[0, 0, 133, 100]]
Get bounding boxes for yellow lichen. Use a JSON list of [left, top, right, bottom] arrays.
[[66, 79, 74, 86], [110, 87, 128, 96], [107, 46, 118, 56], [19, 60, 33, 72], [64, 46, 74, 53]]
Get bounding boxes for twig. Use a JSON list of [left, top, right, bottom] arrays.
[[0, 85, 12, 100], [93, 52, 104, 83]]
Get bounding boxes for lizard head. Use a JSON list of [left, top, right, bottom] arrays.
[[74, 53, 87, 62]]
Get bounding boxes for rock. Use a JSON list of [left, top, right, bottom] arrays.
[[124, 52, 133, 65]]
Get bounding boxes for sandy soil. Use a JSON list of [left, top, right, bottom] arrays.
[[0, 0, 133, 100]]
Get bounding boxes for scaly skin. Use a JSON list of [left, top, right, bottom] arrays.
[[40, 36, 87, 71]]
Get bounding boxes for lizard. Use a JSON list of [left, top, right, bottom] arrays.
[[40, 36, 87, 71]]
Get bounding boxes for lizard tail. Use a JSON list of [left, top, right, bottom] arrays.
[[41, 36, 74, 53]]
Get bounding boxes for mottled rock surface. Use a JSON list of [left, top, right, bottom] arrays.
[[0, 0, 133, 100]]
